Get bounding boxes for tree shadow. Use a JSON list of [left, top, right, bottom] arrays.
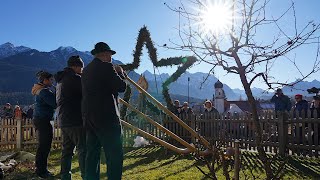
[[286, 156, 320, 179], [239, 151, 320, 179], [101, 146, 174, 164], [123, 155, 181, 176], [100, 146, 192, 179], [240, 151, 265, 172], [5, 147, 320, 179], [156, 162, 197, 180]]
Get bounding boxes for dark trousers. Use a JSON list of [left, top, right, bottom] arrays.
[[33, 120, 53, 174], [61, 126, 86, 180], [85, 127, 123, 180]]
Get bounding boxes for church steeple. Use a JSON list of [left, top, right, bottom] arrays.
[[214, 80, 223, 88], [214, 80, 226, 99], [214, 80, 225, 113]]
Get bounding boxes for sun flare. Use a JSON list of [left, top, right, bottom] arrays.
[[198, 0, 234, 35]]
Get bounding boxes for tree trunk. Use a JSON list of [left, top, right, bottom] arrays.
[[233, 54, 273, 179]]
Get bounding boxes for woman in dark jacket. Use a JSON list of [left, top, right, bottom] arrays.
[[310, 95, 320, 118], [31, 71, 56, 178]]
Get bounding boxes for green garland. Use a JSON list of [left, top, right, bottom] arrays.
[[119, 26, 197, 116], [162, 56, 197, 111], [145, 99, 161, 114]]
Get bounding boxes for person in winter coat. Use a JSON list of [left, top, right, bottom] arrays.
[[55, 55, 86, 180], [293, 94, 309, 144], [293, 94, 309, 117], [200, 100, 218, 118], [26, 105, 34, 119], [270, 88, 292, 112], [82, 42, 126, 180], [310, 95, 320, 144], [310, 95, 320, 118], [180, 102, 194, 115], [2, 103, 13, 118], [31, 70, 56, 178], [172, 100, 181, 115], [13, 105, 23, 119], [203, 100, 218, 113]]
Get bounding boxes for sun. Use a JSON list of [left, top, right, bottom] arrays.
[[198, 0, 234, 35]]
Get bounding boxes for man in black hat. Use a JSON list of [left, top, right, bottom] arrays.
[[82, 42, 126, 180], [55, 55, 86, 180]]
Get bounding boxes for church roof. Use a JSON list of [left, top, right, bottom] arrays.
[[225, 101, 262, 113], [214, 80, 223, 88], [259, 103, 275, 109]]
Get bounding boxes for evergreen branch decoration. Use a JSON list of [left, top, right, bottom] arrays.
[[162, 56, 197, 110], [145, 99, 161, 114], [119, 26, 197, 116]]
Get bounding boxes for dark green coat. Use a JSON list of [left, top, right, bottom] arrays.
[[81, 58, 126, 133]]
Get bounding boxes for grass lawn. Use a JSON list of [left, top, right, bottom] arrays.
[[4, 146, 320, 179]]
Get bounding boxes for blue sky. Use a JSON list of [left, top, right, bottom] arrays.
[[1, 0, 319, 89]]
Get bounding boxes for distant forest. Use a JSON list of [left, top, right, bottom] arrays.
[[0, 92, 34, 105]]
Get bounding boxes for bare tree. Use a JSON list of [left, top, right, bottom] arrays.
[[165, 0, 320, 179]]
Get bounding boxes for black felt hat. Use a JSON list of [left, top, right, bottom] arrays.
[[91, 42, 116, 55], [314, 95, 320, 100]]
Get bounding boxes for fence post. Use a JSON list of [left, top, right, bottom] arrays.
[[278, 112, 288, 156], [191, 114, 196, 144], [16, 117, 22, 149], [234, 139, 240, 180]]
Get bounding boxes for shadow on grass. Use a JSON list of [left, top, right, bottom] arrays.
[[241, 151, 265, 172], [100, 146, 182, 178], [5, 165, 59, 180], [240, 151, 320, 179], [101, 145, 203, 178], [287, 156, 320, 179], [156, 162, 196, 180], [4, 146, 320, 179]]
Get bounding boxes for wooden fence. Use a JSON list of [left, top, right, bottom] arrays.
[[164, 111, 320, 157], [0, 110, 319, 157], [0, 118, 62, 150]]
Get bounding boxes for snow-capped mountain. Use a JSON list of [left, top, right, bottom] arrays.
[[282, 79, 320, 97], [0, 43, 125, 92], [141, 70, 320, 100], [1, 42, 319, 101], [0, 42, 31, 59]]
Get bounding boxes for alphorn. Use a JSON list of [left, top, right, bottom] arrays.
[[119, 76, 211, 155], [119, 99, 196, 151], [125, 76, 210, 148], [121, 120, 210, 156]]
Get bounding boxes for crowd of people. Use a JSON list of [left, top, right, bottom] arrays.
[[172, 99, 219, 117], [26, 42, 126, 180], [270, 88, 320, 117], [0, 103, 34, 119], [270, 88, 320, 144], [170, 88, 320, 121]]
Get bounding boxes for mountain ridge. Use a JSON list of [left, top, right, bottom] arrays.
[[0, 42, 319, 101], [0, 42, 31, 59]]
